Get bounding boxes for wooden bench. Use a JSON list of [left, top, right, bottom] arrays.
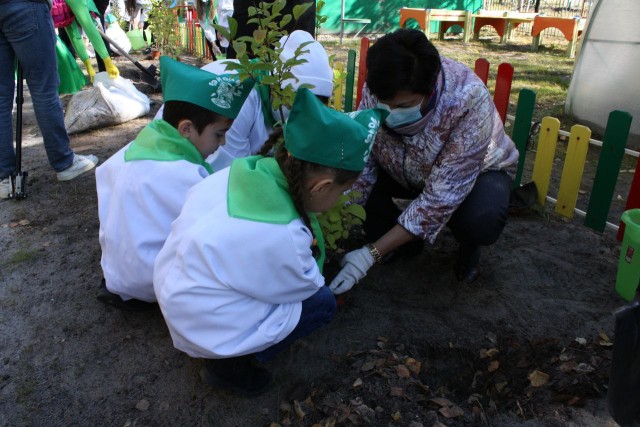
[[531, 16, 586, 58], [472, 11, 537, 44], [400, 8, 472, 42]]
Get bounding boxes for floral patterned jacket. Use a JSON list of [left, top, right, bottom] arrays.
[[353, 56, 519, 243]]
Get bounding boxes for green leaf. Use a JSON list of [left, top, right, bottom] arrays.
[[253, 29, 267, 43], [228, 17, 238, 39], [233, 40, 247, 58], [220, 61, 243, 72], [345, 204, 366, 220], [271, 0, 286, 16], [279, 14, 292, 29], [212, 24, 231, 42], [292, 2, 312, 20]]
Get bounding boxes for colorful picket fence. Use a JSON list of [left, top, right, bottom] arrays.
[[174, 5, 213, 60], [519, 111, 633, 233]]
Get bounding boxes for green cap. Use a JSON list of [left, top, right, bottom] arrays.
[[284, 88, 388, 171], [160, 56, 254, 119]]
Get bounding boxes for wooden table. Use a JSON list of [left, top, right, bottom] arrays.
[[400, 8, 472, 42]]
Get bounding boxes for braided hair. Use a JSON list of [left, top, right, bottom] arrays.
[[259, 128, 360, 251]]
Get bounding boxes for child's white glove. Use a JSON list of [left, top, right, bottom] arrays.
[[329, 246, 375, 295]]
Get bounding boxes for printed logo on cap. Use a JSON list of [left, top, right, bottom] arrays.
[[209, 76, 243, 109]]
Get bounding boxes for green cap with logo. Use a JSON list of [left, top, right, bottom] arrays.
[[284, 88, 388, 171], [160, 56, 254, 119]]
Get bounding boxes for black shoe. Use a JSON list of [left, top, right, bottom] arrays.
[[455, 265, 480, 284], [96, 279, 156, 312], [455, 245, 481, 284], [200, 356, 272, 397]]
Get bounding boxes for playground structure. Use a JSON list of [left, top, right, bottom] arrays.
[[399, 7, 586, 58]]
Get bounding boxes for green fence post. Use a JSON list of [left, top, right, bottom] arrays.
[[511, 88, 536, 189], [344, 50, 356, 113], [584, 110, 633, 232]]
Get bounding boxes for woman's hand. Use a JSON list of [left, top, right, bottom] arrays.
[[329, 247, 375, 294]]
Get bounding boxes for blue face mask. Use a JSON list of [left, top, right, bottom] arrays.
[[377, 97, 424, 128]]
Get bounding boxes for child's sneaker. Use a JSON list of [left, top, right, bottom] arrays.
[[57, 154, 99, 181], [0, 178, 11, 199]]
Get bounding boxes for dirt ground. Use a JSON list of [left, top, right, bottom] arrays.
[[0, 53, 630, 427]]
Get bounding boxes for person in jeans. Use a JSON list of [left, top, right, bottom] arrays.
[[0, 0, 99, 199], [329, 29, 519, 294]]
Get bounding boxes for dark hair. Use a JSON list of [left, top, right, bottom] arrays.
[[124, 0, 137, 20], [162, 101, 228, 134], [366, 29, 442, 100], [259, 128, 360, 246]]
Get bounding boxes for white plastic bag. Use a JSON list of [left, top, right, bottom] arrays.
[[105, 24, 131, 54], [64, 72, 150, 134]]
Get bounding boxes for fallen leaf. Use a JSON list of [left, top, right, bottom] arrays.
[[572, 363, 595, 374], [18, 219, 30, 226], [575, 337, 587, 346], [9, 222, 18, 227], [598, 331, 610, 342], [293, 400, 305, 419], [528, 370, 549, 387], [352, 378, 363, 388], [439, 405, 464, 418], [488, 360, 500, 372], [361, 361, 375, 371], [136, 399, 150, 411], [392, 411, 401, 421], [389, 387, 403, 397], [480, 347, 500, 358], [517, 357, 531, 368], [559, 361, 577, 372], [430, 397, 454, 407], [405, 358, 421, 375], [567, 396, 583, 406], [486, 332, 498, 344], [396, 364, 411, 378], [495, 381, 508, 393], [559, 352, 574, 362]]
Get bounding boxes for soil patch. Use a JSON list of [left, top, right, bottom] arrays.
[[0, 53, 626, 426]]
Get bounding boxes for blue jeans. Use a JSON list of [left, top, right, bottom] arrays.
[[255, 286, 336, 363], [0, 0, 74, 180]]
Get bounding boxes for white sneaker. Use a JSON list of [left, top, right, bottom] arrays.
[[57, 154, 99, 181], [0, 178, 11, 199]]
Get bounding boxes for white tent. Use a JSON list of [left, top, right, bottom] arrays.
[[565, 0, 639, 145]]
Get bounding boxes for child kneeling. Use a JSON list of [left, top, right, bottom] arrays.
[[96, 56, 254, 311], [153, 89, 387, 396]]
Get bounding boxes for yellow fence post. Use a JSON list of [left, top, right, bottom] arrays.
[[531, 117, 561, 206], [332, 62, 344, 112], [554, 124, 591, 219]]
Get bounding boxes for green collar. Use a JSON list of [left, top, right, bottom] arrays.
[[227, 156, 325, 271], [125, 119, 213, 174]]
